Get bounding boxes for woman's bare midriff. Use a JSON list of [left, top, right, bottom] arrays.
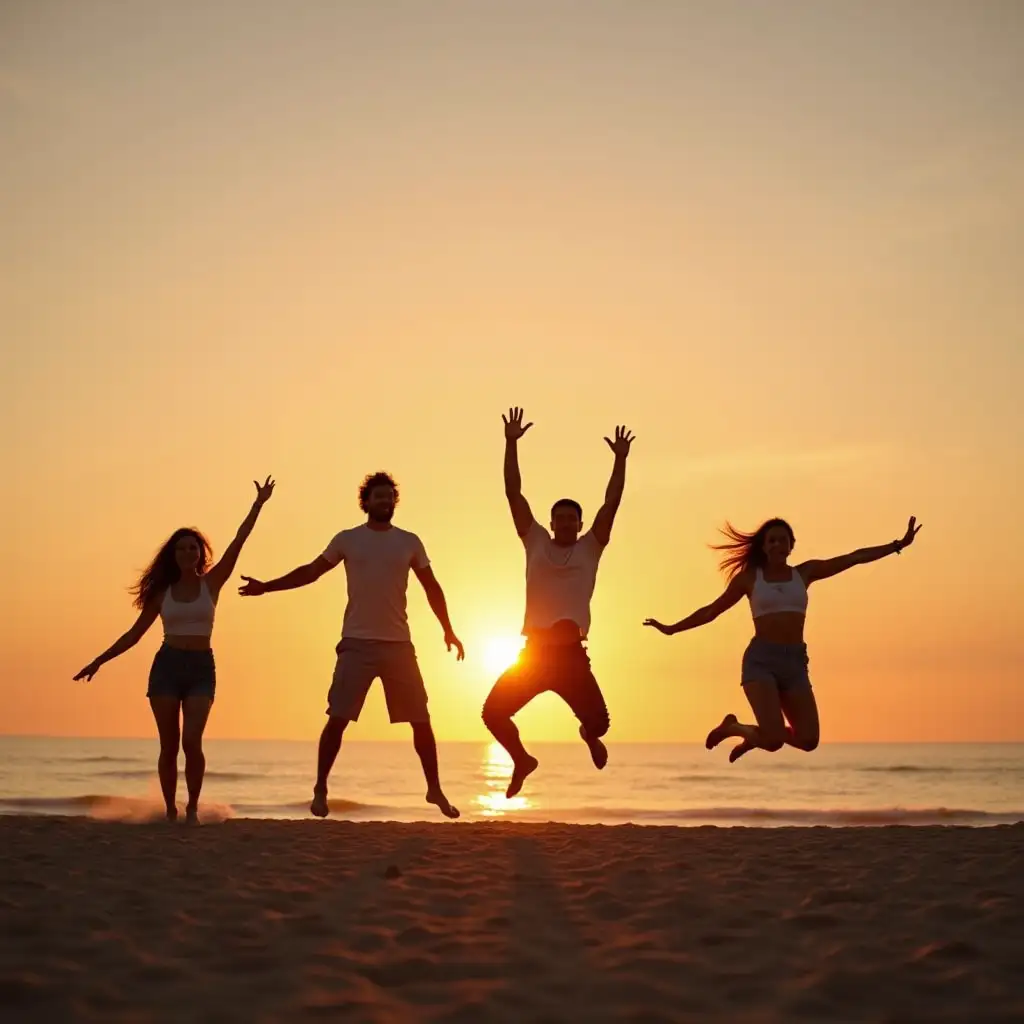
[[752, 611, 806, 644], [163, 634, 212, 651]]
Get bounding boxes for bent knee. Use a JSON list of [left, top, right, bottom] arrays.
[[759, 732, 786, 752], [482, 702, 511, 729], [795, 733, 820, 752], [583, 714, 610, 740]]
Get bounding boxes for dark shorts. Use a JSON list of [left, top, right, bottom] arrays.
[[147, 644, 216, 702], [327, 638, 429, 724], [482, 640, 610, 739], [741, 637, 811, 691]]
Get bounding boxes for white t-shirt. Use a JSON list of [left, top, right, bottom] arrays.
[[320, 524, 430, 642], [521, 519, 604, 638]]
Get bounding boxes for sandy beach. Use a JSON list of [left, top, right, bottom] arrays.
[[0, 818, 1021, 1023]]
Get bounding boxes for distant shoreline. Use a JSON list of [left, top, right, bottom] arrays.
[[3, 735, 1023, 745], [2, 806, 1021, 828]]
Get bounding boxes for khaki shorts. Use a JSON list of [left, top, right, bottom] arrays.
[[326, 638, 429, 724]]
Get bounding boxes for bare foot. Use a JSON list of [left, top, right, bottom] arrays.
[[310, 787, 329, 818], [506, 755, 539, 798], [165, 806, 178, 822], [580, 725, 608, 769], [426, 788, 460, 819], [706, 713, 738, 750], [729, 740, 754, 763], [184, 805, 200, 825]]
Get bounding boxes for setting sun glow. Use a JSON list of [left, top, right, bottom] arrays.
[[3, 4, 1022, 746], [481, 637, 525, 678], [476, 742, 531, 817]]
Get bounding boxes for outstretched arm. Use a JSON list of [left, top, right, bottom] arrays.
[[239, 556, 334, 596], [502, 406, 535, 537], [800, 517, 921, 585], [644, 573, 749, 636], [74, 599, 162, 681], [591, 425, 635, 546], [413, 565, 464, 660], [206, 476, 275, 597]]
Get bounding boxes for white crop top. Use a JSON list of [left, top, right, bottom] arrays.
[[160, 579, 216, 637], [749, 567, 808, 619]]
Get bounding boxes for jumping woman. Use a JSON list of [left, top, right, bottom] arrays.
[[74, 477, 275, 821], [643, 516, 920, 761]]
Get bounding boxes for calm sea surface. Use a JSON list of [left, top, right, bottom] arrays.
[[1, 737, 1021, 826]]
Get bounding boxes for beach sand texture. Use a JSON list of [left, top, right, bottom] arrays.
[[1, 818, 1021, 1023]]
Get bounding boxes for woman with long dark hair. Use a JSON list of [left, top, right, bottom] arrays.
[[644, 516, 920, 761], [74, 477, 275, 821]]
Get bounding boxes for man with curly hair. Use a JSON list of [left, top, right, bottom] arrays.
[[239, 471, 464, 819]]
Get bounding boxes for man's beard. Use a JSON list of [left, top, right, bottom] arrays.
[[368, 508, 394, 523]]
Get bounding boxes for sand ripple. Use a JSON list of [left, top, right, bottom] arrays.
[[0, 818, 1021, 1022]]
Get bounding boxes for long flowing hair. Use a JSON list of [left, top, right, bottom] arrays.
[[130, 527, 212, 609], [712, 518, 796, 581]]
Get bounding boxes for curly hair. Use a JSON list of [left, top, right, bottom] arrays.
[[130, 527, 213, 609], [358, 471, 400, 512]]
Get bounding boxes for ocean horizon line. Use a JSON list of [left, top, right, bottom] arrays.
[[2, 735, 1022, 746]]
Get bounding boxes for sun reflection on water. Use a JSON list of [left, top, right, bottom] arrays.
[[476, 741, 532, 817]]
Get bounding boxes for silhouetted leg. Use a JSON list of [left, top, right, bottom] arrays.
[[312, 717, 349, 817], [316, 639, 375, 817], [482, 664, 542, 798], [411, 721, 460, 819], [780, 686, 820, 752], [181, 695, 213, 821], [149, 697, 181, 820], [555, 655, 611, 770], [718, 679, 787, 762]]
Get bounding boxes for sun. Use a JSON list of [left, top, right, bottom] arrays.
[[481, 635, 525, 677]]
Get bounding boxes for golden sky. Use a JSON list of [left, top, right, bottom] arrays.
[[2, 2, 1022, 742]]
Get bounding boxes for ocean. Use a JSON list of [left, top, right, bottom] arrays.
[[1, 736, 1022, 826]]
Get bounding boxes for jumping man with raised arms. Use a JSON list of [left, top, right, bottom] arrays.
[[482, 407, 634, 798]]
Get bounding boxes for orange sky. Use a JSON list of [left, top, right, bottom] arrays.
[[2, 2, 1022, 742]]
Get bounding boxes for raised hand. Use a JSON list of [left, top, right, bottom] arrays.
[[445, 632, 465, 661], [604, 425, 635, 458], [254, 476, 275, 506], [73, 660, 101, 682], [502, 407, 533, 442], [238, 575, 268, 597], [642, 618, 673, 635], [898, 516, 921, 549]]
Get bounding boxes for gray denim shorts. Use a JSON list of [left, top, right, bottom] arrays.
[[741, 637, 811, 691]]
